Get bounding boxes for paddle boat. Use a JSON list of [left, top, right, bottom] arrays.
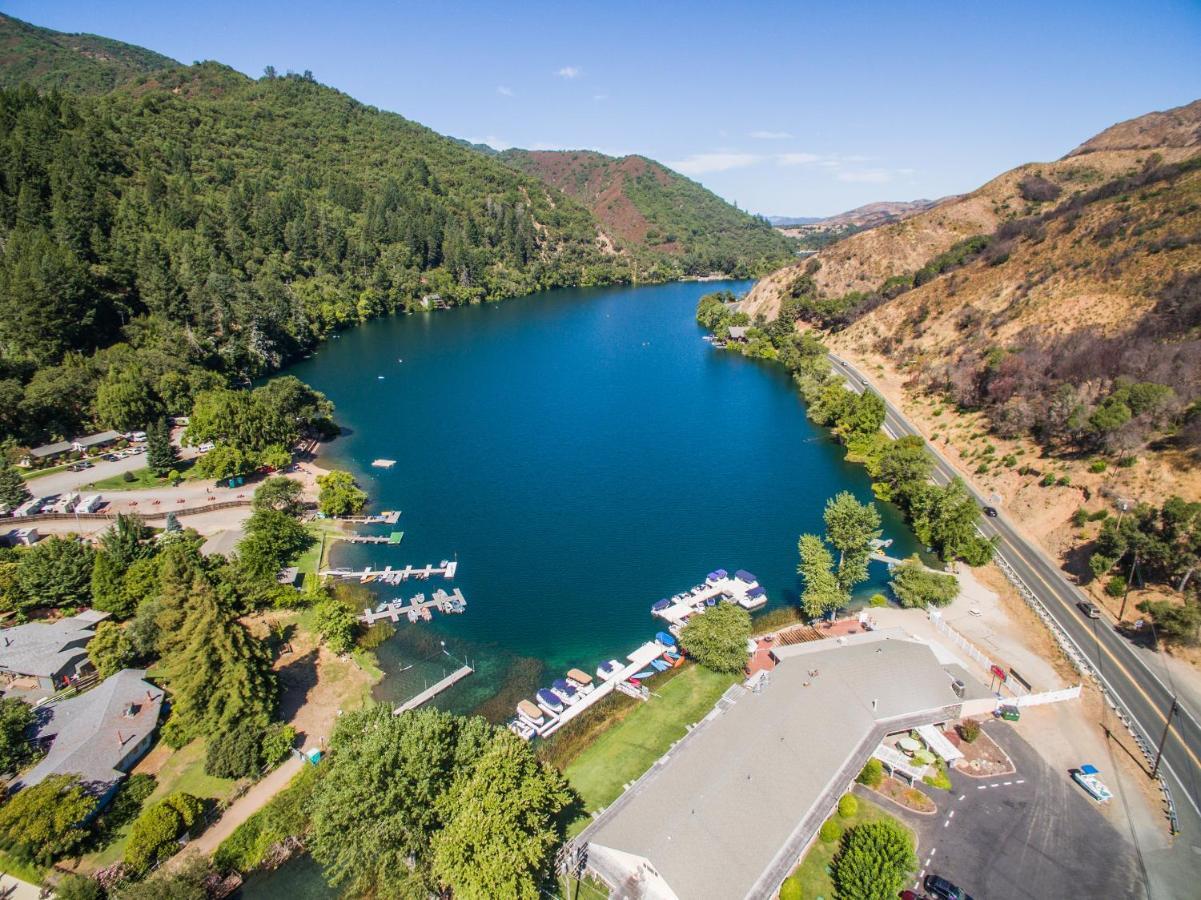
[[551, 679, 580, 705], [632, 669, 655, 680], [567, 668, 595, 693], [536, 689, 564, 715], [656, 631, 677, 647], [516, 700, 545, 726]]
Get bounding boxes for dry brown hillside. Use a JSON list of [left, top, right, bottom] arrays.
[[1068, 98, 1201, 155]]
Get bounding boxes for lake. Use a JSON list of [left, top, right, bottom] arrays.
[[242, 278, 918, 895]]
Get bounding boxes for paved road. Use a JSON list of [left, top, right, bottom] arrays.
[[829, 353, 1201, 827], [22, 452, 147, 497]]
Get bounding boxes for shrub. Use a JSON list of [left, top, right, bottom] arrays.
[[121, 470, 136, 483], [205, 721, 263, 779], [779, 875, 804, 900], [53, 875, 102, 900], [1117, 456, 1137, 468], [856, 758, 884, 788], [1041, 473, 1056, 487], [868, 593, 888, 608], [831, 820, 916, 900], [838, 793, 859, 818], [124, 803, 183, 874], [1106, 575, 1128, 597], [959, 719, 981, 743], [1057, 475, 1071, 486], [1071, 508, 1089, 528], [260, 723, 297, 769], [1088, 459, 1108, 473], [820, 818, 843, 843]]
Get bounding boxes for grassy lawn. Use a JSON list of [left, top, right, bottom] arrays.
[[780, 796, 903, 900], [0, 849, 44, 885], [84, 458, 199, 491], [296, 518, 342, 578], [562, 665, 737, 834]]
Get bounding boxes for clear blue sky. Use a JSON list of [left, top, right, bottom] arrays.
[[7, 0, 1201, 216]]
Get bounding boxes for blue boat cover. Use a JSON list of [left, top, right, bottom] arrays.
[[652, 598, 670, 611], [552, 679, 570, 691], [536, 689, 560, 706], [705, 596, 718, 606], [656, 631, 677, 646], [735, 569, 758, 583], [1080, 764, 1099, 775], [713, 568, 728, 578], [747, 586, 766, 598]]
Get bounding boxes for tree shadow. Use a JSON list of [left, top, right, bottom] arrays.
[[1063, 540, 1097, 585], [276, 649, 319, 745]]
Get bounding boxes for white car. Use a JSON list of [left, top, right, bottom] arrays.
[[198, 442, 215, 453], [129, 431, 147, 442]]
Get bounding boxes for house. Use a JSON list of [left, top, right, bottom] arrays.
[[71, 431, 122, 454], [15, 669, 164, 805], [22, 440, 73, 466], [726, 325, 750, 342], [581, 630, 993, 899], [0, 610, 110, 692]]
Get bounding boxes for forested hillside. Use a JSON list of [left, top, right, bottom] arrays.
[[498, 148, 794, 276], [0, 56, 633, 446], [0, 13, 176, 94]]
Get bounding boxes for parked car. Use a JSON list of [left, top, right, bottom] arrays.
[[102, 453, 118, 462], [67, 461, 94, 472], [982, 506, 998, 518], [129, 431, 147, 442], [925, 875, 972, 900], [1077, 600, 1101, 619]]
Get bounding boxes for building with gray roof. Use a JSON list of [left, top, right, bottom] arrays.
[[16, 669, 163, 804], [580, 630, 992, 900], [0, 610, 110, 692]]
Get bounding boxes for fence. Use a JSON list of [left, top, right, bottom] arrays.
[[1007, 685, 1082, 708], [14, 498, 250, 525], [927, 609, 1027, 698], [988, 542, 1179, 834]]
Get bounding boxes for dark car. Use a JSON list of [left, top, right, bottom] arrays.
[[1078, 600, 1102, 619], [925, 875, 972, 900], [982, 506, 998, 518]]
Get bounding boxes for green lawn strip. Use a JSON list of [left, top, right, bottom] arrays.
[[83, 458, 200, 492], [296, 518, 341, 578], [0, 849, 45, 885], [562, 665, 737, 835], [780, 797, 903, 899]]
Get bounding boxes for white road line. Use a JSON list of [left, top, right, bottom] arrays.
[[958, 793, 965, 801], [1015, 779, 1025, 784], [930, 847, 937, 856], [990, 782, 1000, 787], [948, 810, 955, 819], [944, 820, 950, 828], [977, 785, 987, 790], [1003, 781, 1013, 786]]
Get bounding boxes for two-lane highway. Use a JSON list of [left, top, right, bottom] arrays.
[[828, 352, 1201, 824]]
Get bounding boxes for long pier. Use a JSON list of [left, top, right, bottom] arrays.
[[320, 560, 458, 582], [331, 510, 401, 525], [394, 665, 474, 714], [337, 531, 404, 545], [358, 587, 467, 625]]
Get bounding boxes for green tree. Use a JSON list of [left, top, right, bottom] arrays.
[[889, 557, 960, 608], [146, 417, 178, 476], [0, 456, 31, 510], [192, 443, 256, 480], [111, 855, 214, 900], [205, 720, 263, 779], [99, 513, 153, 569], [798, 533, 844, 620], [0, 697, 35, 774], [1136, 598, 1201, 645], [87, 620, 135, 678], [157, 576, 276, 743], [16, 535, 94, 607], [95, 366, 163, 432], [0, 774, 96, 864], [252, 476, 306, 518], [237, 508, 313, 581], [52, 875, 102, 900], [909, 478, 993, 564], [869, 435, 932, 507], [678, 602, 751, 673], [123, 792, 202, 875], [823, 492, 882, 596], [90, 550, 127, 617], [431, 733, 572, 898], [316, 469, 367, 517], [313, 591, 358, 655], [831, 820, 916, 900]]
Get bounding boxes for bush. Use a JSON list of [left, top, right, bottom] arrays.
[[1041, 473, 1056, 487], [1017, 174, 1063, 203], [958, 719, 981, 743], [1118, 456, 1137, 468], [1057, 475, 1071, 486], [53, 875, 102, 900], [837, 793, 858, 818], [260, 723, 297, 769], [205, 721, 263, 779], [831, 820, 916, 900], [779, 875, 804, 900], [124, 803, 183, 874], [868, 593, 888, 608], [1106, 576, 1128, 598], [1071, 508, 1089, 528], [820, 818, 843, 843], [121, 470, 136, 483], [856, 758, 884, 788], [1088, 459, 1108, 473]]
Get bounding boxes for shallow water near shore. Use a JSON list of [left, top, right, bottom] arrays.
[[241, 278, 919, 895]]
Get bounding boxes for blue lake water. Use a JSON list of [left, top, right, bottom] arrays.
[[242, 278, 920, 896]]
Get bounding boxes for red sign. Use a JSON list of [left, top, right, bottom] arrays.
[[990, 665, 1007, 682]]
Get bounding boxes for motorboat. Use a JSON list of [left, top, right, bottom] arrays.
[[656, 631, 677, 647], [536, 689, 564, 714], [597, 659, 623, 681], [567, 669, 595, 692], [516, 700, 544, 725], [551, 679, 580, 705]]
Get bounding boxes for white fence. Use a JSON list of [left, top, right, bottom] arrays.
[[1006, 685, 1082, 708], [927, 608, 1028, 698]]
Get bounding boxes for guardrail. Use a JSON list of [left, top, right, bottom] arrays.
[[989, 546, 1179, 834]]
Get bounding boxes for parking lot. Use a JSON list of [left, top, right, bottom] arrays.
[[862, 720, 1144, 899]]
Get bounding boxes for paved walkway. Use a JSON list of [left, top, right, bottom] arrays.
[[0, 874, 42, 899], [177, 755, 306, 862]]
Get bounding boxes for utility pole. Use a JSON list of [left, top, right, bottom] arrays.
[[1151, 696, 1179, 780]]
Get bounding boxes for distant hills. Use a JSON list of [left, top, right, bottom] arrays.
[[496, 148, 794, 275], [0, 13, 177, 93]]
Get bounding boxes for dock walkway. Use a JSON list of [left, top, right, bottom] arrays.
[[394, 665, 474, 714], [358, 587, 467, 625], [331, 510, 401, 525], [321, 560, 458, 582]]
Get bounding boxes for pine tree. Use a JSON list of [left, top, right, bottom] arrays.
[[0, 457, 31, 511], [158, 576, 276, 742], [146, 418, 178, 477]]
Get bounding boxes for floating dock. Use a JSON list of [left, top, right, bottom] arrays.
[[650, 570, 767, 629], [394, 665, 474, 714], [372, 459, 397, 468], [358, 587, 467, 625], [338, 531, 405, 545], [321, 560, 458, 582], [332, 510, 401, 525]]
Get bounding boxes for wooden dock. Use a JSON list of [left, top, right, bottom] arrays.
[[358, 587, 467, 625], [394, 665, 474, 714], [332, 510, 401, 525], [338, 531, 404, 545], [321, 560, 458, 582]]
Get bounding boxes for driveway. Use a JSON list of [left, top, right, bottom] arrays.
[[24, 452, 147, 497], [860, 721, 1145, 899]]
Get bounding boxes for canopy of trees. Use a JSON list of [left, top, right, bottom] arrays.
[[316, 469, 367, 517], [831, 819, 917, 900], [678, 602, 751, 673], [889, 557, 960, 608]]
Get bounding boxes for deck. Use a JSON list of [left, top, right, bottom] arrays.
[[320, 560, 458, 582]]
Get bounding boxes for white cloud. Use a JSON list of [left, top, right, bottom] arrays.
[[496, 85, 514, 97], [593, 92, 609, 102], [776, 152, 821, 166], [750, 130, 793, 140], [666, 152, 761, 175], [556, 66, 581, 79], [836, 168, 894, 183]]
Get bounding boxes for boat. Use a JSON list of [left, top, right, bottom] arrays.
[[536, 689, 564, 714], [651, 598, 671, 612], [1072, 765, 1113, 802], [656, 631, 677, 647], [734, 569, 759, 586], [632, 670, 655, 679], [566, 668, 594, 687], [627, 677, 641, 687], [597, 659, 623, 681], [551, 679, 579, 704], [516, 700, 545, 725], [650, 659, 670, 672], [372, 459, 397, 468], [509, 719, 536, 740], [705, 595, 719, 607]]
